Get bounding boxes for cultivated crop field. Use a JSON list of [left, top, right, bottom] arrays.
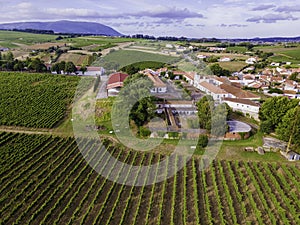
[[0, 72, 80, 128], [57, 53, 91, 66], [0, 132, 299, 225]]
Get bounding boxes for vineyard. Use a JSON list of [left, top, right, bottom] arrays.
[[0, 132, 300, 224], [0, 72, 80, 128]]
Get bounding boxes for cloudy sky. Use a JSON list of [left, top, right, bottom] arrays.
[[0, 0, 299, 38]]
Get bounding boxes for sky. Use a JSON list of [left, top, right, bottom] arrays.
[[0, 0, 299, 38]]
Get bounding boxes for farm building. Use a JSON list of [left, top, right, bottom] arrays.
[[106, 72, 128, 96]]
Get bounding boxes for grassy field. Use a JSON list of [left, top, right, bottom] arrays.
[[218, 61, 247, 72], [64, 36, 135, 49], [93, 49, 178, 69], [177, 59, 202, 73], [254, 45, 300, 64], [0, 30, 59, 48], [226, 46, 248, 53]]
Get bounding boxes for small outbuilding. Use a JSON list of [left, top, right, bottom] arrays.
[[225, 120, 252, 140]]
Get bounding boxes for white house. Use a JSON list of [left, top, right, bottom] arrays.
[[145, 71, 167, 93], [222, 97, 260, 119], [245, 57, 257, 64], [219, 57, 231, 62], [183, 72, 195, 85]]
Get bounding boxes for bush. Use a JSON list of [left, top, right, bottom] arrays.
[[197, 135, 208, 148], [139, 127, 151, 138]]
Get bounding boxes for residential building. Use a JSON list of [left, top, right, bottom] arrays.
[[198, 81, 229, 101], [222, 98, 260, 119]]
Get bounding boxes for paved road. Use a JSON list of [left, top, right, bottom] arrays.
[[96, 75, 108, 99]]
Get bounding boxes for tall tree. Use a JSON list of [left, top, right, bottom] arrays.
[[197, 95, 213, 130], [259, 96, 299, 133], [65, 61, 77, 74], [276, 106, 300, 147]]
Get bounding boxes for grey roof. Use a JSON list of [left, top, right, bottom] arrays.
[[227, 120, 251, 133]]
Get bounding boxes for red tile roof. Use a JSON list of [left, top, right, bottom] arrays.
[[107, 72, 128, 89]]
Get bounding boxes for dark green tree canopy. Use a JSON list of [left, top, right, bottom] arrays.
[[259, 96, 299, 133]]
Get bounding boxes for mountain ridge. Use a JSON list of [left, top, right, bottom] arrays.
[[0, 20, 122, 36]]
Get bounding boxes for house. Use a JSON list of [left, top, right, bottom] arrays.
[[106, 72, 128, 96], [198, 81, 229, 101], [245, 57, 257, 64], [183, 72, 195, 85], [209, 47, 226, 52], [270, 62, 280, 67], [219, 57, 231, 62], [197, 54, 208, 59], [85, 67, 105, 76], [76, 66, 105, 76], [145, 70, 167, 93], [222, 98, 260, 119]]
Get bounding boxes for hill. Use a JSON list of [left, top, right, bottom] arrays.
[[0, 20, 122, 36]]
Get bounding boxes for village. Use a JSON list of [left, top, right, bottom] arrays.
[[98, 55, 300, 161]]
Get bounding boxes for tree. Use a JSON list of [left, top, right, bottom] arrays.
[[3, 51, 14, 61], [80, 66, 87, 75], [259, 96, 299, 133], [197, 96, 213, 130], [197, 135, 208, 148], [58, 61, 66, 73], [289, 72, 299, 82], [51, 63, 60, 74], [13, 61, 24, 71], [65, 61, 77, 74], [28, 58, 46, 72], [209, 63, 230, 76], [276, 106, 300, 147], [122, 73, 156, 127]]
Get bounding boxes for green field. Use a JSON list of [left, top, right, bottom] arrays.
[[226, 46, 248, 53], [65, 36, 135, 49], [0, 31, 59, 48], [218, 61, 247, 72], [93, 49, 178, 69], [0, 132, 299, 224], [0, 72, 80, 128], [253, 45, 300, 64]]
